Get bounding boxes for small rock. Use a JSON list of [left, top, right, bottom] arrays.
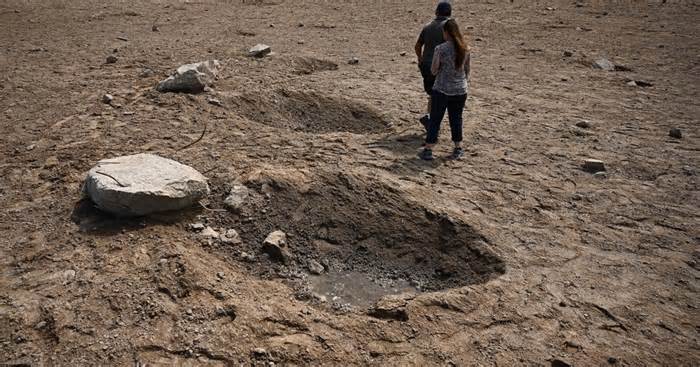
[[240, 252, 256, 262], [207, 97, 223, 107], [106, 55, 118, 64], [593, 171, 608, 179], [216, 272, 225, 279], [189, 222, 205, 231], [220, 229, 241, 244], [223, 185, 250, 213], [297, 40, 305, 44], [551, 359, 572, 367], [262, 230, 290, 263], [565, 340, 581, 350], [348, 57, 359, 65], [249, 44, 271, 58], [582, 159, 605, 173], [139, 68, 155, 78], [156, 60, 220, 94], [575, 120, 591, 129], [307, 259, 324, 275], [563, 50, 573, 57], [400, 51, 407, 56], [368, 294, 413, 321], [102, 94, 114, 104], [116, 36, 129, 41], [200, 226, 219, 239], [252, 348, 268, 357], [607, 357, 618, 364], [34, 321, 47, 330], [152, 25, 159, 32], [26, 144, 35, 151], [626, 80, 638, 87], [669, 128, 682, 139], [592, 58, 615, 71]]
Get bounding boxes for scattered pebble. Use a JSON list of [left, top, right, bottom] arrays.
[[563, 50, 573, 57], [152, 25, 159, 32], [669, 128, 682, 139], [200, 226, 219, 239], [207, 97, 223, 107], [575, 120, 591, 129], [102, 94, 114, 104], [308, 259, 325, 275], [116, 36, 129, 41], [106, 55, 118, 64], [189, 222, 205, 231], [249, 44, 271, 58], [592, 58, 615, 71], [582, 159, 605, 173], [348, 57, 359, 65]]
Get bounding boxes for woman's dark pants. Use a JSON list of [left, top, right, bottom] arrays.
[[426, 91, 467, 145]]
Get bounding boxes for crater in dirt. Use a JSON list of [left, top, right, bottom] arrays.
[[288, 56, 338, 75], [235, 89, 390, 134], [212, 171, 506, 307]]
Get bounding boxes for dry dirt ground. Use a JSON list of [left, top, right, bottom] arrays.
[[1, 0, 698, 366]]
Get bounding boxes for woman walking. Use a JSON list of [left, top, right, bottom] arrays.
[[419, 18, 471, 161]]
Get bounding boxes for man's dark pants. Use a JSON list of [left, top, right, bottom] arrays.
[[426, 91, 467, 145], [420, 64, 435, 95]]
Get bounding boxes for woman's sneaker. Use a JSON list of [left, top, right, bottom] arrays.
[[450, 147, 464, 160], [418, 148, 434, 161]]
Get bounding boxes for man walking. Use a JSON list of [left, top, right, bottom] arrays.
[[415, 1, 452, 128]]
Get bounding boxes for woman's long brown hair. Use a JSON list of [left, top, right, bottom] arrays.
[[443, 19, 469, 69]]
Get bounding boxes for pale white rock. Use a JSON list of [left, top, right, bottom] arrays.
[[220, 229, 241, 244], [156, 60, 220, 94], [592, 58, 615, 71], [83, 153, 210, 216], [201, 226, 219, 239], [249, 44, 271, 58], [223, 185, 250, 213]]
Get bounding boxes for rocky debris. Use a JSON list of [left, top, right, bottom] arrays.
[[207, 97, 222, 107], [83, 153, 210, 216], [189, 222, 205, 231], [399, 51, 407, 56], [240, 252, 256, 262], [593, 171, 608, 179], [592, 58, 615, 71], [152, 25, 159, 32], [220, 229, 241, 244], [575, 120, 591, 129], [248, 44, 271, 58], [307, 259, 324, 275], [116, 36, 129, 41], [106, 55, 118, 64], [669, 128, 682, 139], [607, 357, 619, 364], [262, 230, 290, 263], [563, 50, 573, 57], [156, 60, 220, 94], [223, 185, 250, 213], [139, 68, 155, 78], [582, 159, 606, 173], [102, 94, 114, 104], [368, 293, 414, 321], [551, 359, 572, 367], [252, 348, 269, 358], [348, 57, 359, 65], [200, 226, 219, 239]]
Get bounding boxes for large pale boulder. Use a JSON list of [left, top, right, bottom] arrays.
[[83, 154, 210, 216], [156, 60, 220, 93]]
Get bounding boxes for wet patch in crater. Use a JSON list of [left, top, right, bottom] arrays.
[[235, 89, 390, 134], [210, 172, 505, 308]]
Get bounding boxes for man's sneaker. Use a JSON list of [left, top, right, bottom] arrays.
[[419, 114, 430, 130], [418, 148, 434, 161]]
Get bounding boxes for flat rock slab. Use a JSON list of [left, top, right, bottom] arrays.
[[156, 60, 220, 94], [83, 153, 210, 216]]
